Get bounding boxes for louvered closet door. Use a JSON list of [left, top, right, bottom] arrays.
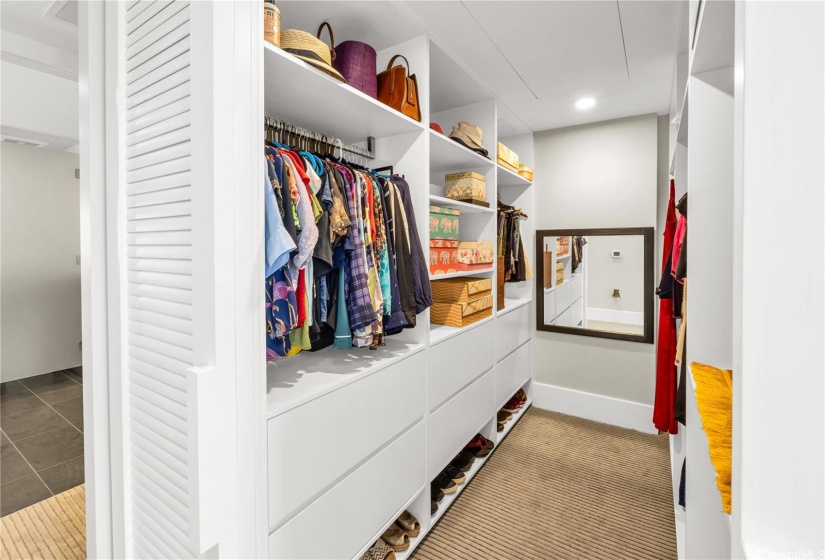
[[123, 2, 199, 558]]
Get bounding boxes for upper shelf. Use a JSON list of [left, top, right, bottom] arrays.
[[691, 0, 735, 76], [429, 129, 494, 173], [497, 164, 531, 187], [264, 44, 423, 142], [429, 194, 494, 215]]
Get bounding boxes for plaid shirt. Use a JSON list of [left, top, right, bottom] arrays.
[[333, 165, 377, 331]]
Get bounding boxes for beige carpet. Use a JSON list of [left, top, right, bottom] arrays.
[[412, 409, 676, 560], [1, 485, 85, 560]]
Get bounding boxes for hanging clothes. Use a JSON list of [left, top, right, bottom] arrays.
[[653, 178, 679, 435], [497, 201, 530, 282], [263, 140, 430, 361]]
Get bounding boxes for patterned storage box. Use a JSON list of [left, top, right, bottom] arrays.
[[518, 163, 533, 181], [431, 277, 493, 302], [457, 241, 494, 265], [429, 205, 460, 240], [429, 240, 459, 275], [497, 142, 520, 172], [430, 293, 493, 327], [445, 171, 487, 203]]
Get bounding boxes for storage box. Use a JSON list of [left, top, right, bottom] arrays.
[[497, 256, 505, 310], [431, 293, 493, 327], [497, 142, 520, 172], [518, 163, 533, 181], [431, 277, 492, 302], [429, 205, 460, 240], [456, 241, 494, 265], [429, 240, 459, 275], [445, 171, 486, 203]]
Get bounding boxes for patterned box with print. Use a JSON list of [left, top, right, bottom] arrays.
[[429, 205, 460, 240], [429, 239, 460, 275], [445, 171, 487, 202]]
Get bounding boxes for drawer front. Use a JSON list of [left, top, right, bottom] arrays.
[[544, 290, 556, 323], [572, 298, 583, 327], [268, 351, 425, 528], [495, 340, 532, 409], [496, 303, 531, 362], [557, 281, 572, 313], [570, 274, 583, 302], [428, 368, 494, 477], [429, 320, 494, 411], [269, 422, 425, 560]]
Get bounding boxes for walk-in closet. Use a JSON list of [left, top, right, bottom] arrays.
[[16, 1, 817, 559]]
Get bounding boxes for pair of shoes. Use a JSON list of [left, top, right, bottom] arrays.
[[450, 449, 476, 472], [501, 396, 525, 413], [433, 470, 459, 495], [431, 500, 438, 515], [465, 434, 494, 457], [369, 333, 386, 351], [431, 481, 444, 502], [497, 409, 513, 431], [380, 511, 420, 552], [515, 388, 528, 401], [363, 543, 395, 560]]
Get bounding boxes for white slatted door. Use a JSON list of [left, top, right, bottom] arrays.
[[124, 2, 198, 559]]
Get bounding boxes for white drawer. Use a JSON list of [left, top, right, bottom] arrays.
[[543, 290, 556, 323], [570, 274, 583, 301], [269, 422, 425, 560], [557, 281, 572, 313], [572, 298, 583, 327], [495, 340, 531, 409], [558, 306, 572, 327], [428, 368, 494, 477], [268, 351, 424, 528], [496, 303, 531, 362], [429, 320, 494, 411]]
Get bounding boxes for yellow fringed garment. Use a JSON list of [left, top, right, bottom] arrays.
[[691, 362, 733, 514]]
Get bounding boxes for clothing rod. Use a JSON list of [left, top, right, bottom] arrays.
[[264, 116, 375, 160]]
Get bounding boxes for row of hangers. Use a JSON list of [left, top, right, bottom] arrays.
[[264, 117, 375, 169]]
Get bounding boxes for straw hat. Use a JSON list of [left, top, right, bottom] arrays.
[[449, 121, 488, 157], [281, 28, 346, 83]]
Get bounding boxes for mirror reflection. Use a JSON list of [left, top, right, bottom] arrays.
[[536, 228, 654, 343]]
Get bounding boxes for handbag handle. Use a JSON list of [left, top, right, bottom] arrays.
[[386, 54, 412, 73], [316, 22, 336, 60]]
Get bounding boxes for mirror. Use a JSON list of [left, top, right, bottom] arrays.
[[535, 228, 654, 343]]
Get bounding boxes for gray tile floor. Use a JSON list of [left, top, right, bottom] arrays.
[[0, 369, 84, 517]]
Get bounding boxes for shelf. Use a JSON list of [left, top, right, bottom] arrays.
[[497, 399, 531, 444], [691, 0, 735, 76], [430, 400, 530, 527], [496, 164, 531, 187], [264, 44, 424, 142], [266, 339, 425, 418], [430, 314, 494, 346], [428, 194, 494, 215], [429, 129, 494, 173], [429, 268, 493, 281], [556, 253, 571, 260], [496, 296, 532, 317]]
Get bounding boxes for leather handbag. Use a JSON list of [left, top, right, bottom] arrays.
[[377, 55, 421, 122]]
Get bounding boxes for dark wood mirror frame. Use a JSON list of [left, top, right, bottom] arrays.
[[535, 227, 655, 344]]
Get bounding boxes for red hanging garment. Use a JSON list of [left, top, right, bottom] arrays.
[[653, 179, 679, 434]]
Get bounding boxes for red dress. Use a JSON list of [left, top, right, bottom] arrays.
[[653, 179, 679, 434]]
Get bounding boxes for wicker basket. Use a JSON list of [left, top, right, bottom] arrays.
[[445, 171, 486, 202], [431, 277, 492, 302]]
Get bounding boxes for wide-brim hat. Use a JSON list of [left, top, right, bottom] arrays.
[[449, 121, 488, 157], [281, 28, 346, 83]]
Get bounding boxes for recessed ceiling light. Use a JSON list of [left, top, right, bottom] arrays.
[[575, 97, 596, 110]]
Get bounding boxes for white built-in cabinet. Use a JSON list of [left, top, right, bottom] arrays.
[[668, 1, 824, 559]]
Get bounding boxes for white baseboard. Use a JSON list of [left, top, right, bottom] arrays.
[[531, 382, 657, 434], [586, 307, 644, 326]]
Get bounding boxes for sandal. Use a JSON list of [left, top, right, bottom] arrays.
[[451, 450, 476, 472], [363, 542, 396, 560], [465, 435, 493, 457], [435, 472, 458, 494], [497, 410, 512, 424], [497, 422, 504, 432], [431, 481, 444, 502], [444, 465, 466, 484], [381, 526, 410, 552], [395, 511, 420, 537], [431, 500, 438, 515], [515, 388, 527, 401], [502, 397, 524, 413]]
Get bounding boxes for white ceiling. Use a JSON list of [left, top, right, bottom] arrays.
[[1, 0, 77, 53]]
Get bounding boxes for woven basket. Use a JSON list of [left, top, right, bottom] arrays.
[[333, 40, 378, 98]]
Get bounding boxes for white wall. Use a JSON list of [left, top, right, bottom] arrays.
[[1, 143, 81, 381], [533, 114, 659, 404], [585, 234, 644, 313]]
